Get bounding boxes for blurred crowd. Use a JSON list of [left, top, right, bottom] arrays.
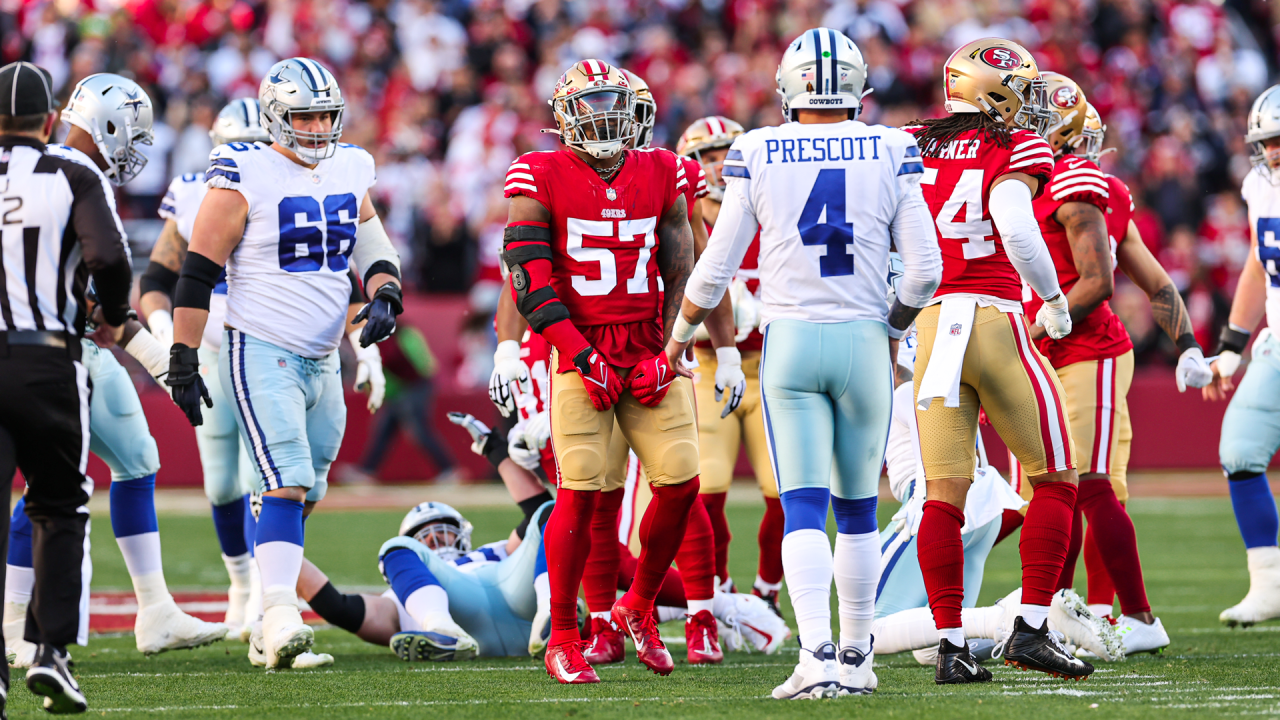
[[4, 0, 1277, 379]]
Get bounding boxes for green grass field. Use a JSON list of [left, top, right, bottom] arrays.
[[10, 496, 1280, 718]]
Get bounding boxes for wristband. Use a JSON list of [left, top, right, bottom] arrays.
[[1174, 332, 1200, 355], [124, 327, 171, 380], [1217, 324, 1251, 355], [672, 314, 699, 343], [887, 324, 906, 341]]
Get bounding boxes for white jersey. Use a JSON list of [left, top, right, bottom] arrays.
[[1241, 167, 1280, 330], [159, 173, 227, 352], [206, 141, 376, 358], [684, 120, 940, 327]]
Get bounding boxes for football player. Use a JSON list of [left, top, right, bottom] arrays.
[[501, 60, 705, 684], [671, 28, 942, 699], [1020, 80, 1209, 654], [167, 58, 404, 669], [1200, 84, 1280, 628], [6, 74, 228, 667], [903, 39, 1092, 682], [137, 98, 384, 641], [677, 115, 786, 613]]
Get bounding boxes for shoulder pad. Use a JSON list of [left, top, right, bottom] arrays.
[[1047, 156, 1109, 207]]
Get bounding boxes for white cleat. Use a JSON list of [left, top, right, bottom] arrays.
[[291, 651, 335, 668], [911, 645, 938, 666], [248, 622, 267, 667], [4, 600, 37, 668], [392, 614, 479, 662], [1221, 548, 1280, 627], [837, 645, 877, 696], [135, 601, 230, 655], [715, 593, 791, 654], [225, 584, 249, 633], [528, 607, 551, 657], [772, 642, 840, 700], [261, 604, 314, 669], [1050, 589, 1124, 662], [1115, 616, 1169, 655]]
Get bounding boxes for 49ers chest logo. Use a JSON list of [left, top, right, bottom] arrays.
[[1051, 86, 1078, 108], [979, 47, 1022, 70]]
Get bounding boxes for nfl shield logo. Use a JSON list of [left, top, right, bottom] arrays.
[[278, 359, 287, 368], [949, 323, 963, 336], [606, 188, 617, 201]]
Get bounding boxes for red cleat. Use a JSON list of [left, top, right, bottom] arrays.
[[685, 610, 723, 665], [612, 602, 674, 675], [544, 642, 600, 684], [583, 617, 625, 665]]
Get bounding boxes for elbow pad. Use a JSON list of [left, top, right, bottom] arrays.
[[139, 261, 180, 299], [351, 215, 402, 288], [988, 180, 1060, 300], [502, 222, 571, 333], [174, 251, 223, 311]]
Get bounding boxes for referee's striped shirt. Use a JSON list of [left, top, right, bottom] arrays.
[[0, 136, 133, 335]]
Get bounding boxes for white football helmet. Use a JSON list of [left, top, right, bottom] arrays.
[[400, 502, 474, 562], [61, 73, 154, 186], [259, 57, 344, 162], [1247, 84, 1280, 183], [776, 28, 870, 122], [211, 98, 270, 146]]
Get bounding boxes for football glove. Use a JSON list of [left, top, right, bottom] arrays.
[[1175, 346, 1213, 392], [166, 343, 212, 426], [508, 427, 543, 472], [489, 340, 532, 418], [1035, 294, 1072, 340], [353, 282, 403, 347], [628, 351, 675, 408], [714, 347, 746, 419], [1214, 349, 1243, 381], [349, 330, 386, 412], [573, 347, 622, 411], [146, 309, 173, 346], [448, 411, 493, 455], [522, 410, 552, 451]]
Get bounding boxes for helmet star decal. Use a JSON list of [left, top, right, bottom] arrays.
[[120, 88, 146, 122]]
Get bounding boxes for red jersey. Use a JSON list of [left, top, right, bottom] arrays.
[[908, 126, 1055, 303], [504, 148, 686, 373], [518, 328, 552, 420], [1103, 173, 1134, 257], [1023, 155, 1133, 367], [678, 155, 708, 212]]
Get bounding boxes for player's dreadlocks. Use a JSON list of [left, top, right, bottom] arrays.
[[908, 112, 1014, 158]]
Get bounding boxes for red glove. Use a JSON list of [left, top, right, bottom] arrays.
[[572, 347, 622, 412], [628, 352, 675, 408]]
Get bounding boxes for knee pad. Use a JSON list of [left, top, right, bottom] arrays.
[[558, 446, 605, 486], [659, 439, 701, 483]]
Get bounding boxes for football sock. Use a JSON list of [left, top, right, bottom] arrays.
[[656, 606, 686, 623], [582, 488, 624, 614], [255, 496, 305, 610], [918, 500, 965, 630], [222, 553, 252, 594], [782, 528, 833, 650], [699, 491, 731, 586], [758, 496, 786, 585], [1228, 472, 1280, 549], [676, 495, 716, 605], [211, 495, 249, 558], [1076, 477, 1150, 615], [687, 599, 714, 616], [832, 496, 878, 653], [1021, 603, 1049, 630], [244, 497, 258, 556], [1056, 506, 1084, 590], [1083, 523, 1116, 609], [544, 487, 597, 646], [938, 627, 964, 648], [995, 508, 1024, 546], [382, 548, 449, 626], [111, 475, 173, 609], [625, 478, 700, 612], [1020, 480, 1077, 607], [306, 581, 366, 634]]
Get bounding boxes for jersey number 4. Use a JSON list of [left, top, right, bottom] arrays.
[[921, 167, 995, 259], [798, 169, 856, 277], [566, 217, 658, 296], [277, 194, 359, 273]]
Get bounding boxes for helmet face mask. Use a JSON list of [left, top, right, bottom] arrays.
[[1076, 102, 1108, 164], [1247, 85, 1280, 184], [61, 74, 155, 186], [259, 58, 345, 163], [399, 502, 474, 562]]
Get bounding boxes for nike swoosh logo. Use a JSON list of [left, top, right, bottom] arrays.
[[742, 622, 773, 646], [554, 655, 581, 682], [701, 634, 714, 654], [956, 657, 979, 675], [624, 624, 646, 652]]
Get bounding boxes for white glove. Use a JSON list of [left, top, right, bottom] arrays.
[[1175, 346, 1213, 392], [489, 340, 531, 418], [730, 279, 760, 342], [349, 330, 385, 413], [1035, 294, 1072, 340], [508, 430, 543, 472], [147, 309, 173, 346], [714, 347, 746, 419], [522, 410, 552, 451], [447, 411, 493, 456], [1213, 349, 1243, 381]]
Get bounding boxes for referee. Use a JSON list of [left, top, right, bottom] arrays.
[[0, 61, 134, 715]]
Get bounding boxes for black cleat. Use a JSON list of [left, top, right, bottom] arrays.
[[26, 644, 86, 714], [935, 638, 993, 684], [1001, 616, 1094, 681]]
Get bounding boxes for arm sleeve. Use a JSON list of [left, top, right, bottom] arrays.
[[989, 179, 1061, 300], [68, 163, 133, 326], [683, 176, 760, 310], [890, 171, 942, 309]]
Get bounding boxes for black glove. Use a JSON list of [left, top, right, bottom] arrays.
[[353, 282, 403, 348], [165, 343, 212, 426]]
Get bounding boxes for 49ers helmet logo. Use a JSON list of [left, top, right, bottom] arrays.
[[1051, 86, 1078, 108], [979, 47, 1023, 70]]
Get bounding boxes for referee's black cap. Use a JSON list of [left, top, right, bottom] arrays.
[[0, 61, 56, 117]]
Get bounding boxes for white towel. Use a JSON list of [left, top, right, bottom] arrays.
[[916, 296, 977, 411]]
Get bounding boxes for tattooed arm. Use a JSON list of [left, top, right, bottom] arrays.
[[1031, 201, 1112, 341], [1115, 222, 1194, 345], [655, 194, 695, 346]]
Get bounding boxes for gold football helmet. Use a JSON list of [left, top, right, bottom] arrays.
[[622, 69, 656, 149], [549, 60, 637, 159], [677, 116, 745, 202], [1040, 72, 1088, 154], [942, 38, 1051, 135], [1077, 102, 1108, 164]]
